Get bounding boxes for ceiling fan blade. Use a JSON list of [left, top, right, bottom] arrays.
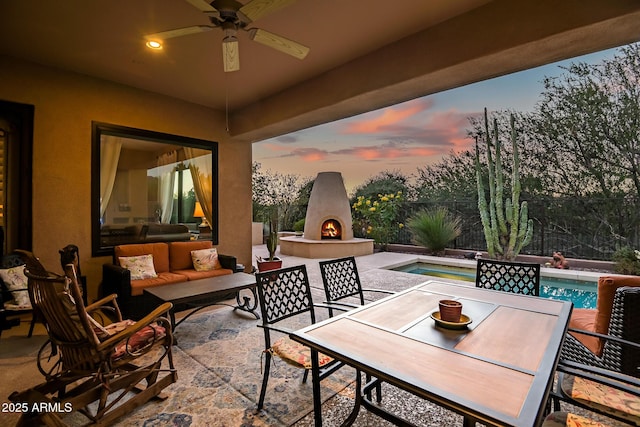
[[222, 38, 240, 72], [145, 25, 214, 41], [184, 0, 220, 17], [238, 0, 296, 22], [248, 28, 309, 60]]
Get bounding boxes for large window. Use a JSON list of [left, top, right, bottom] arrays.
[[92, 122, 218, 256]]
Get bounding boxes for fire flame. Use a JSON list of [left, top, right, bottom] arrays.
[[322, 220, 340, 238]]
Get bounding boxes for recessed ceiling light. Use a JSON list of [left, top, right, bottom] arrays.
[[146, 40, 163, 49]]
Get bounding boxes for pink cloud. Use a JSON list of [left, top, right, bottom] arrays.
[[342, 98, 435, 134]]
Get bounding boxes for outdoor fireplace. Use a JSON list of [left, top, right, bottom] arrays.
[[321, 219, 341, 240], [279, 172, 373, 258]]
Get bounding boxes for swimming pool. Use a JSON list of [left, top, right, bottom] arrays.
[[394, 262, 597, 309]]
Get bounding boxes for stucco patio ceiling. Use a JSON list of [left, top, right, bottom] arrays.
[[1, 0, 640, 142]]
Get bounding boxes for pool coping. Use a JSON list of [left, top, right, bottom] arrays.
[[380, 254, 605, 283]]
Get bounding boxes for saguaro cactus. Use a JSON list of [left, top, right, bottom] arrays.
[[475, 109, 533, 260]]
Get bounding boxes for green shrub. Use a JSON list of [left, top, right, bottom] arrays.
[[407, 207, 462, 255], [293, 218, 305, 232], [352, 191, 404, 250], [612, 246, 640, 275]]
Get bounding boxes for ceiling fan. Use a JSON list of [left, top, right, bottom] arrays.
[[145, 0, 309, 72]]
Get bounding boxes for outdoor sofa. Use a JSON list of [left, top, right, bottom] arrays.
[[102, 241, 237, 319]]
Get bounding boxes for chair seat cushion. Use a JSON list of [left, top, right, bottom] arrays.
[[543, 411, 609, 427], [130, 272, 188, 296], [269, 336, 333, 369], [171, 268, 233, 281], [110, 320, 167, 360], [561, 374, 640, 425]]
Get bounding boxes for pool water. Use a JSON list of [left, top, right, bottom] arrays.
[[395, 263, 597, 309]]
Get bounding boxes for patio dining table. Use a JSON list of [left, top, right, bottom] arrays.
[[290, 280, 573, 427]]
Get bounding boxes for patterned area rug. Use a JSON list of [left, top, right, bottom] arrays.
[[113, 306, 356, 427]]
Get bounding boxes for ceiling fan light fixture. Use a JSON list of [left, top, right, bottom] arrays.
[[222, 37, 240, 72], [146, 40, 163, 50]]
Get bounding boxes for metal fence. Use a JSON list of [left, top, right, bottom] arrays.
[[272, 197, 640, 261], [393, 198, 640, 261]]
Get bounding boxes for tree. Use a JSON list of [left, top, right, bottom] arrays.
[[413, 150, 477, 202], [252, 162, 310, 231], [350, 170, 411, 201], [529, 43, 640, 245], [532, 44, 640, 198]]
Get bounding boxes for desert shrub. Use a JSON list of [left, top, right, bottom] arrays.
[[612, 246, 640, 275], [407, 207, 462, 255]]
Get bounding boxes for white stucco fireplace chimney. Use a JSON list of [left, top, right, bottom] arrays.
[[303, 172, 354, 241], [279, 172, 373, 258]]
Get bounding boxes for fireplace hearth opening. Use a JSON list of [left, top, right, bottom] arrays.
[[321, 219, 342, 240]]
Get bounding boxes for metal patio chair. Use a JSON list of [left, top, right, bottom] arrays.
[[475, 258, 541, 296], [255, 264, 347, 411], [550, 286, 640, 425], [544, 355, 640, 427], [319, 256, 394, 316]]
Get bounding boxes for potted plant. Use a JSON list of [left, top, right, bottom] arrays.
[[256, 210, 283, 272]]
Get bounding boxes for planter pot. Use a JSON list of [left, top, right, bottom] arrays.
[[257, 258, 283, 272], [438, 299, 462, 323]]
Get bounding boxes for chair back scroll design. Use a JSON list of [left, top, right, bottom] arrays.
[[256, 265, 315, 343], [9, 251, 177, 426], [319, 256, 394, 317], [320, 256, 365, 305], [475, 258, 541, 296]]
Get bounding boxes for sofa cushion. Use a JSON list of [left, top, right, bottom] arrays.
[[118, 254, 158, 281], [568, 308, 598, 354], [594, 276, 640, 337], [568, 275, 640, 356], [129, 272, 187, 296], [115, 243, 170, 273], [169, 241, 212, 271], [191, 248, 222, 271], [172, 268, 233, 281], [0, 265, 31, 308]]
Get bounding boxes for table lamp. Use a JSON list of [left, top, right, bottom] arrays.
[[193, 202, 211, 233]]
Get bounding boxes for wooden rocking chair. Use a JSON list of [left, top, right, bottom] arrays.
[[9, 251, 177, 426]]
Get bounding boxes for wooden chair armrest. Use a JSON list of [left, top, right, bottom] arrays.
[[85, 293, 118, 311], [86, 293, 123, 323], [97, 302, 173, 350]]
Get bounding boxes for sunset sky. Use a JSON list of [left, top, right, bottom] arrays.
[[252, 47, 619, 194]]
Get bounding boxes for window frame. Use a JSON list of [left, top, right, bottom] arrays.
[[91, 122, 218, 256]]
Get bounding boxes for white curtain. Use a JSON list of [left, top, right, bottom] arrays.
[[184, 147, 213, 226], [157, 150, 178, 223], [100, 136, 122, 218]]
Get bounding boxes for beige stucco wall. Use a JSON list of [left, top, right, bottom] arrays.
[[0, 56, 253, 302]]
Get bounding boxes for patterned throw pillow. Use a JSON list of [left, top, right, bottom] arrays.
[[0, 266, 31, 308], [118, 254, 158, 280], [191, 248, 222, 272]]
